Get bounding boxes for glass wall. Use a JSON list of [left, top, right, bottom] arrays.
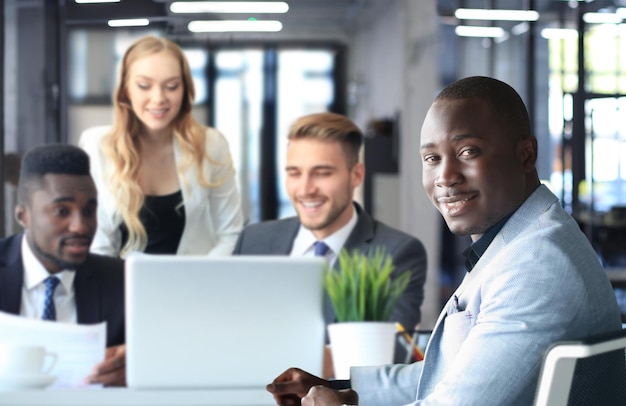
[[548, 24, 626, 214], [214, 49, 264, 224], [276, 50, 336, 218]]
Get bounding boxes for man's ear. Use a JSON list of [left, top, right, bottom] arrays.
[[15, 204, 29, 229], [518, 136, 538, 172], [351, 162, 365, 188]]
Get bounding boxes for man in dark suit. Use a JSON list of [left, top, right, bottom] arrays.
[[0, 144, 125, 386], [233, 112, 427, 360]]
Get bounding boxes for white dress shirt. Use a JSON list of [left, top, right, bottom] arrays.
[[290, 208, 358, 267], [19, 236, 77, 323]]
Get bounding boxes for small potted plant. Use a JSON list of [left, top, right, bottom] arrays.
[[324, 247, 411, 378]]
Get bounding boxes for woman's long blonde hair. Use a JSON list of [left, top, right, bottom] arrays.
[[102, 35, 222, 257]]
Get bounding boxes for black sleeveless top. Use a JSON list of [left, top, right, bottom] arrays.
[[119, 190, 186, 254]]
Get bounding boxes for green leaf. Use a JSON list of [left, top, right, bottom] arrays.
[[323, 247, 411, 322]]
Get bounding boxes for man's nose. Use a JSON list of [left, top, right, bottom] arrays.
[[434, 159, 463, 188], [68, 212, 89, 234], [301, 175, 318, 195]]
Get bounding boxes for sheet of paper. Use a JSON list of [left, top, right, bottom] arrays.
[[0, 311, 106, 388]]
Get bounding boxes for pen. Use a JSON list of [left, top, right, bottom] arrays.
[[395, 322, 425, 361], [395, 322, 416, 360]]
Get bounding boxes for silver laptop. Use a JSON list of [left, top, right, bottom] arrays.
[[125, 255, 326, 390]]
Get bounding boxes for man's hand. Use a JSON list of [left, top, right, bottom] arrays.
[[302, 386, 358, 406], [266, 368, 329, 406], [85, 344, 126, 387]]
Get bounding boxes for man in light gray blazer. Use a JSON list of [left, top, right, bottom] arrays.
[[265, 77, 623, 405], [233, 112, 427, 360]]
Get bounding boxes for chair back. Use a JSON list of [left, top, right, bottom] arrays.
[[534, 328, 626, 406]]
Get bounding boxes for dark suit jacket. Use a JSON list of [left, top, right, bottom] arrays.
[[0, 234, 125, 347], [233, 203, 427, 334]]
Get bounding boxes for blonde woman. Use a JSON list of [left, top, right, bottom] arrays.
[[79, 35, 243, 257]]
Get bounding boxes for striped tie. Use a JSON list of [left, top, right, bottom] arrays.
[[42, 276, 60, 321]]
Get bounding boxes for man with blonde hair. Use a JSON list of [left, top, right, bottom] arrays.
[[233, 112, 427, 360]]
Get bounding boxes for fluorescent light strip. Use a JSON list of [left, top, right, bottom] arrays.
[[455, 8, 539, 22], [540, 28, 578, 39], [108, 18, 150, 27], [455, 25, 505, 38], [171, 1, 289, 14], [583, 12, 623, 24], [75, 0, 120, 3], [511, 22, 529, 36], [188, 20, 283, 32]]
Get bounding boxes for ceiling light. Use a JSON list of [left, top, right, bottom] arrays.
[[583, 12, 623, 24], [455, 26, 506, 38], [511, 22, 530, 35], [540, 28, 578, 39], [75, 0, 120, 3], [188, 20, 283, 32], [108, 18, 150, 27], [171, 1, 289, 14], [455, 8, 539, 22]]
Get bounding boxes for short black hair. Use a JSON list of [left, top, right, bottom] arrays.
[[17, 144, 91, 204], [435, 76, 531, 141]]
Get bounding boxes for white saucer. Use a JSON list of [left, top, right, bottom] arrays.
[[0, 373, 57, 391]]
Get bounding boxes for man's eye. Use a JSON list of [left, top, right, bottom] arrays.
[[460, 148, 478, 157], [316, 172, 332, 177], [54, 207, 69, 216]]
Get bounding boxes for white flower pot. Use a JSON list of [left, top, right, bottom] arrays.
[[327, 321, 396, 379]]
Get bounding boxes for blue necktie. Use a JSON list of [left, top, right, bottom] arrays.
[[42, 276, 60, 321], [314, 241, 330, 257]]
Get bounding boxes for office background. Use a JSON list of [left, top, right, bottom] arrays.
[[3, 0, 626, 328]]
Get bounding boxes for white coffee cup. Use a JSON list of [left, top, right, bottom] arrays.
[[0, 344, 57, 376]]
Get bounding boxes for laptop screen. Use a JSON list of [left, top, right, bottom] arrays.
[[125, 255, 326, 390]]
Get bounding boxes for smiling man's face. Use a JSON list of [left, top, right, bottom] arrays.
[[16, 173, 97, 273], [285, 138, 364, 240], [420, 97, 535, 241]]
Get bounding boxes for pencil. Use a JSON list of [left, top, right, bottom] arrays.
[[395, 322, 425, 361]]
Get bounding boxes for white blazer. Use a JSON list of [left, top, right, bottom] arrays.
[[79, 125, 244, 257]]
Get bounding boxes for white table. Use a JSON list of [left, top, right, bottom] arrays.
[[0, 388, 277, 406]]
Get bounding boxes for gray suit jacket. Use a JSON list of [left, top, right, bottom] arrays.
[[232, 203, 427, 335], [350, 185, 622, 406]]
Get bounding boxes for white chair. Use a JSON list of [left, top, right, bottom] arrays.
[[534, 328, 626, 406]]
